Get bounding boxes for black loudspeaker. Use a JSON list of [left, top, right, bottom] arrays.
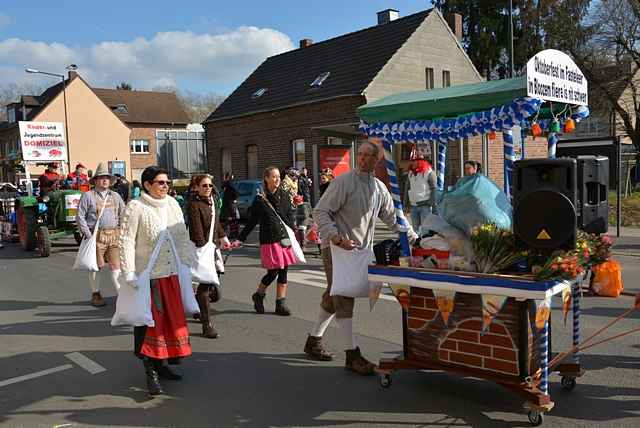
[[576, 156, 609, 234], [513, 158, 577, 250]]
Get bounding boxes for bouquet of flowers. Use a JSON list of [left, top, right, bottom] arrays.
[[533, 232, 612, 281], [533, 252, 586, 281], [581, 232, 613, 265], [470, 223, 524, 273]]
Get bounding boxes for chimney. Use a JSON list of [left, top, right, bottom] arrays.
[[68, 70, 78, 79], [299, 38, 313, 48], [377, 9, 399, 25], [447, 13, 463, 42]]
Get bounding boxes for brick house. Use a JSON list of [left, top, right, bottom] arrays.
[[92, 88, 201, 181], [204, 8, 486, 195], [0, 72, 202, 183], [204, 8, 550, 195]]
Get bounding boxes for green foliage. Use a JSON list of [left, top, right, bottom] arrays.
[[116, 82, 133, 90], [437, 0, 591, 79], [470, 223, 524, 273]]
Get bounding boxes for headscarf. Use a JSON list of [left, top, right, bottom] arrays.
[[410, 159, 432, 175]]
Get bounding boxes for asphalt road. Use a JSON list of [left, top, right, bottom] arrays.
[[0, 231, 639, 428]]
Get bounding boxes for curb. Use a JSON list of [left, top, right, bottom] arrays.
[[612, 252, 640, 258]]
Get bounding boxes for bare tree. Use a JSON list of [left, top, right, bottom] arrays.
[[0, 82, 46, 121], [569, 0, 640, 150], [152, 85, 225, 123]]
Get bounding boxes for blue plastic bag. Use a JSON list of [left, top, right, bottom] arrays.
[[439, 175, 512, 235]]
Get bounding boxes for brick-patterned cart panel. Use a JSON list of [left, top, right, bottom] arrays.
[[406, 287, 540, 381]]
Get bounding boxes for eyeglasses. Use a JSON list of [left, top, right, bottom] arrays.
[[152, 180, 171, 186], [200, 183, 213, 188]]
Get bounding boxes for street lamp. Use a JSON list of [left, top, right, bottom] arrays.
[[25, 65, 76, 174]]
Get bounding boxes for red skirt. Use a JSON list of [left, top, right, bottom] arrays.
[[139, 275, 192, 360]]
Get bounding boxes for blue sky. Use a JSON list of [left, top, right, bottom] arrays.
[[1, 1, 435, 94]]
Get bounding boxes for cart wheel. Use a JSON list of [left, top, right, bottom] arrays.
[[528, 410, 544, 426], [379, 373, 392, 389], [74, 231, 83, 245], [36, 226, 51, 257], [561, 376, 577, 391]]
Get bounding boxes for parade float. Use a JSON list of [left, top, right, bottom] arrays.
[[358, 50, 635, 426]]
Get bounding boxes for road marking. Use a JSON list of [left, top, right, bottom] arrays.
[[65, 352, 106, 374], [0, 364, 73, 388], [287, 272, 396, 302], [299, 269, 325, 276]]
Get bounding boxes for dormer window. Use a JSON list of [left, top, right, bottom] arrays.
[[252, 88, 267, 99], [113, 104, 128, 113], [310, 72, 330, 87]]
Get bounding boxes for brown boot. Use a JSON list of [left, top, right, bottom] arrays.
[[345, 347, 376, 376], [196, 285, 219, 339], [90, 292, 106, 307], [304, 335, 333, 361]]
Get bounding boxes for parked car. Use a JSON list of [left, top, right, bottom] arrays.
[[231, 180, 263, 220]]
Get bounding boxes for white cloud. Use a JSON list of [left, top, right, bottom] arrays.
[[0, 26, 294, 93], [0, 14, 10, 29]]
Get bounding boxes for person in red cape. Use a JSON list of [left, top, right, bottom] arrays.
[[119, 166, 194, 397], [403, 147, 437, 234]]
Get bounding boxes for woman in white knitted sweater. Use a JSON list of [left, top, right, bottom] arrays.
[[119, 166, 193, 396]]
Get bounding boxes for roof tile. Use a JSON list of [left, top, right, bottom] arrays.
[[205, 9, 432, 122]]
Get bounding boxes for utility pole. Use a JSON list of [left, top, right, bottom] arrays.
[[509, 0, 515, 78]]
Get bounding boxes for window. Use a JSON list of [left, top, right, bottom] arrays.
[[292, 139, 305, 170], [425, 67, 434, 90], [247, 145, 258, 179], [442, 70, 451, 87], [252, 88, 267, 99], [130, 139, 150, 154], [7, 108, 15, 123], [222, 148, 232, 177], [310, 72, 330, 87]]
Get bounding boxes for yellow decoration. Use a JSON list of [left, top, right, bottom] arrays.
[[481, 294, 508, 331], [535, 299, 551, 329], [562, 288, 572, 326], [536, 229, 552, 240]]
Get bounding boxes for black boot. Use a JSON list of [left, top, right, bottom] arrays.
[[275, 298, 291, 316], [153, 360, 182, 381], [304, 335, 333, 361], [143, 358, 163, 396], [345, 347, 376, 376], [197, 285, 219, 338], [252, 292, 266, 314], [209, 283, 222, 303]]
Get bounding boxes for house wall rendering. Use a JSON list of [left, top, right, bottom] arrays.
[[364, 11, 482, 101], [33, 77, 132, 179]]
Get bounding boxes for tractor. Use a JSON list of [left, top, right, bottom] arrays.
[[16, 189, 83, 257]]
